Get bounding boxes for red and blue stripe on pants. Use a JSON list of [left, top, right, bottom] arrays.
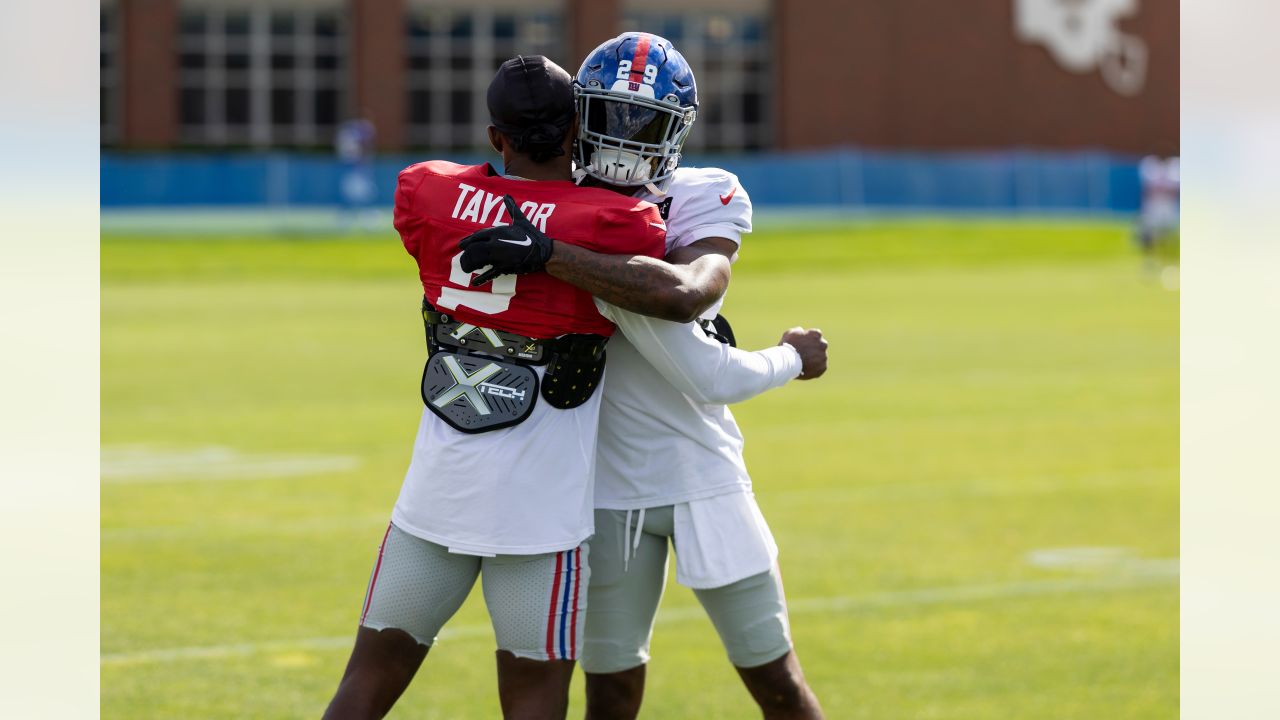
[[545, 546, 582, 660]]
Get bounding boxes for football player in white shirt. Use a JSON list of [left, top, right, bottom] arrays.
[[459, 33, 827, 720]]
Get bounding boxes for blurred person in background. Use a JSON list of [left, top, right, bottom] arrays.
[[460, 33, 828, 720], [1137, 154, 1180, 270], [336, 114, 377, 231]]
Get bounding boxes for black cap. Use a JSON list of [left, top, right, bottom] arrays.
[[487, 55, 575, 159]]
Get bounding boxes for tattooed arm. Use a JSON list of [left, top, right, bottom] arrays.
[[544, 237, 736, 323]]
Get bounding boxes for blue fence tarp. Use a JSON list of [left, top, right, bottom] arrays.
[[100, 148, 1142, 212]]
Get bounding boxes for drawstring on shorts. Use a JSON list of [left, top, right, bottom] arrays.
[[621, 507, 646, 573]]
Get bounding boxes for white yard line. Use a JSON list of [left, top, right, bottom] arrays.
[[102, 514, 390, 542], [101, 445, 360, 484], [101, 563, 1177, 667], [768, 467, 1176, 504]]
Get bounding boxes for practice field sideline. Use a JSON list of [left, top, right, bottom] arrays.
[[102, 219, 1178, 719]]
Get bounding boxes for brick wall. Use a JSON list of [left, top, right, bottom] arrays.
[[774, 0, 1178, 155], [351, 0, 406, 150], [121, 0, 178, 147]]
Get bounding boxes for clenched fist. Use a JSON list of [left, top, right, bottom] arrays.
[[780, 327, 828, 380]]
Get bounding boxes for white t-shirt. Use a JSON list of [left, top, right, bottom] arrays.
[[593, 304, 800, 510], [595, 166, 777, 510], [392, 363, 602, 556]]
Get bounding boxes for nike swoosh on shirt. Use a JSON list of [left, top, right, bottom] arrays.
[[498, 236, 533, 246], [649, 222, 666, 230], [719, 186, 737, 205]]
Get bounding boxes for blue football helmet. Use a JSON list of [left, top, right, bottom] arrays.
[[574, 33, 698, 187]]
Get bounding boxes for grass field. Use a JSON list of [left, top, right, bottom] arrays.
[[101, 218, 1178, 719]]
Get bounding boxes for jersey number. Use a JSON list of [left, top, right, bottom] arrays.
[[436, 251, 516, 315], [616, 60, 658, 85]]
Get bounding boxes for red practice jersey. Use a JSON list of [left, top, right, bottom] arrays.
[[394, 161, 667, 339]]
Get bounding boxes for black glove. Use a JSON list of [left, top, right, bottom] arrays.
[[458, 195, 554, 286]]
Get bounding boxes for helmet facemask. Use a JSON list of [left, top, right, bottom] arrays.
[[575, 84, 696, 187]]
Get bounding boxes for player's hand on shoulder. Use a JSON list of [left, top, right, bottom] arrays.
[[458, 195, 554, 286], [780, 327, 828, 380]]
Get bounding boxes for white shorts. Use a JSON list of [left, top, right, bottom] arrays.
[[359, 523, 589, 661], [667, 490, 779, 589]]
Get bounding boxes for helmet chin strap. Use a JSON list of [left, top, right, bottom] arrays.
[[644, 181, 665, 196]]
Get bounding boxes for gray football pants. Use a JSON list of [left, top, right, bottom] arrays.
[[580, 506, 792, 673]]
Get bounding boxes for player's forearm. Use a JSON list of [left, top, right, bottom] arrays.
[[697, 343, 803, 405], [546, 241, 718, 323], [603, 303, 803, 405]]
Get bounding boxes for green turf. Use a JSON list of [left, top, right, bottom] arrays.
[[101, 219, 1178, 718]]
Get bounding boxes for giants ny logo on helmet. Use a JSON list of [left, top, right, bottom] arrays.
[[574, 32, 698, 188]]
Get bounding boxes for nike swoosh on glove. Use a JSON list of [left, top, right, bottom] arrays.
[[458, 195, 555, 286]]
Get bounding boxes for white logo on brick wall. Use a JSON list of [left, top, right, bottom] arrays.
[[1014, 0, 1147, 96]]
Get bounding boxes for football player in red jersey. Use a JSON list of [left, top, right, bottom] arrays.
[[323, 56, 822, 720]]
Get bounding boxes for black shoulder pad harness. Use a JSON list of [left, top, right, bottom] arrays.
[[540, 334, 608, 409], [698, 313, 737, 347]]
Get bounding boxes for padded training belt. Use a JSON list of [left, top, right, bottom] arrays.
[[419, 299, 608, 432], [540, 333, 608, 410]]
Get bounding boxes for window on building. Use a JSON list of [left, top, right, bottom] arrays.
[[405, 1, 564, 151], [622, 2, 772, 152], [101, 2, 121, 145], [177, 2, 348, 147]]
